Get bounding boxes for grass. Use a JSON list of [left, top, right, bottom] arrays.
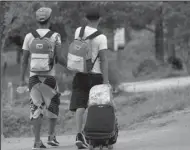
[[115, 86, 190, 130]]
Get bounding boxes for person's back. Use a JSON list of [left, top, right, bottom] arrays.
[[69, 8, 110, 149], [74, 26, 107, 74], [20, 7, 67, 149], [23, 28, 61, 77]]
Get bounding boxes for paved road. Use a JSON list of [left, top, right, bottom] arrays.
[[2, 109, 190, 150]]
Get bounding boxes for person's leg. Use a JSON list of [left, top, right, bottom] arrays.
[[30, 105, 46, 149], [31, 116, 42, 143], [43, 76, 60, 146], [76, 108, 86, 133], [69, 73, 89, 149], [29, 76, 46, 149], [48, 118, 56, 136], [47, 118, 59, 146], [75, 106, 88, 149]]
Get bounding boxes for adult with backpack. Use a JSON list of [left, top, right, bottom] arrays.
[[68, 8, 110, 149], [19, 7, 67, 149]]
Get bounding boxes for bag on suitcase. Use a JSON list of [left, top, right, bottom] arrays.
[[88, 84, 114, 106]]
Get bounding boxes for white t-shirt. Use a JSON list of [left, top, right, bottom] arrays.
[[74, 26, 108, 74], [22, 29, 61, 77]]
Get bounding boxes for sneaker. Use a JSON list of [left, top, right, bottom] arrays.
[[75, 133, 88, 149], [53, 136, 59, 145], [32, 141, 46, 149], [47, 136, 59, 146]]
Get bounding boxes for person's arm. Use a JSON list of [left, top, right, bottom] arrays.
[[54, 33, 67, 67], [98, 35, 109, 84], [20, 51, 30, 84], [99, 50, 109, 84], [20, 34, 30, 85]]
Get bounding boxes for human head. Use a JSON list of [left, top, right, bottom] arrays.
[[36, 7, 52, 26], [85, 8, 101, 26]]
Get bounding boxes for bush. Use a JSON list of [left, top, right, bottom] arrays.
[[132, 59, 158, 78], [167, 56, 183, 70], [3, 109, 31, 137]]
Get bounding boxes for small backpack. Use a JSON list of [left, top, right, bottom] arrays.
[[29, 30, 56, 73], [67, 26, 102, 73]]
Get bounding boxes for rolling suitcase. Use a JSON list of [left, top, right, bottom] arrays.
[[84, 84, 118, 150]]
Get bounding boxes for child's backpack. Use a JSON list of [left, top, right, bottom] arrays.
[[29, 30, 56, 73], [67, 26, 102, 73]]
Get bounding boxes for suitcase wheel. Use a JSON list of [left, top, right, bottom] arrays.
[[89, 144, 94, 150], [99, 145, 103, 150], [108, 145, 113, 149], [88, 140, 94, 150]]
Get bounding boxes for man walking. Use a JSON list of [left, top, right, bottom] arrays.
[[69, 8, 109, 149], [20, 7, 67, 149]]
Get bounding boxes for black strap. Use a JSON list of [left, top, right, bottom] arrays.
[[31, 30, 41, 38], [85, 31, 102, 40], [90, 53, 99, 71], [43, 30, 54, 38], [31, 30, 54, 39], [79, 26, 86, 39]]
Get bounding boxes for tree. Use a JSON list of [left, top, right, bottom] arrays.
[[3, 1, 190, 66], [155, 3, 164, 63]]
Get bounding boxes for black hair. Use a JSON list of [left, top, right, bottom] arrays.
[[85, 8, 100, 21]]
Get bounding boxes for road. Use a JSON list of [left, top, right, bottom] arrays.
[[2, 108, 190, 150]]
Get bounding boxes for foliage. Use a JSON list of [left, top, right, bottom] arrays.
[[1, 1, 190, 69]]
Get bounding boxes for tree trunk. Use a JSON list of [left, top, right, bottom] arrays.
[[125, 22, 132, 42], [155, 5, 164, 63], [183, 37, 190, 74], [167, 39, 176, 58], [166, 23, 176, 59]]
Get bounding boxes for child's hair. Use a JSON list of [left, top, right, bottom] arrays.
[[85, 8, 100, 21]]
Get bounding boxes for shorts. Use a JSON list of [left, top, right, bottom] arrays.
[[29, 75, 60, 120], [69, 72, 103, 112]]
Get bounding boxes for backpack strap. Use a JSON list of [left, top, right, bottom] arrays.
[[43, 30, 54, 38], [31, 30, 41, 38], [90, 53, 99, 71], [79, 26, 86, 39], [85, 31, 102, 40], [31, 30, 54, 39], [86, 30, 102, 71]]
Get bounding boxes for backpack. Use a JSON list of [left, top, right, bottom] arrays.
[[67, 26, 102, 73], [29, 30, 56, 73]]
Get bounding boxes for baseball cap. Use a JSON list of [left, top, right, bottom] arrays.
[[85, 8, 101, 20], [36, 7, 52, 22]]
